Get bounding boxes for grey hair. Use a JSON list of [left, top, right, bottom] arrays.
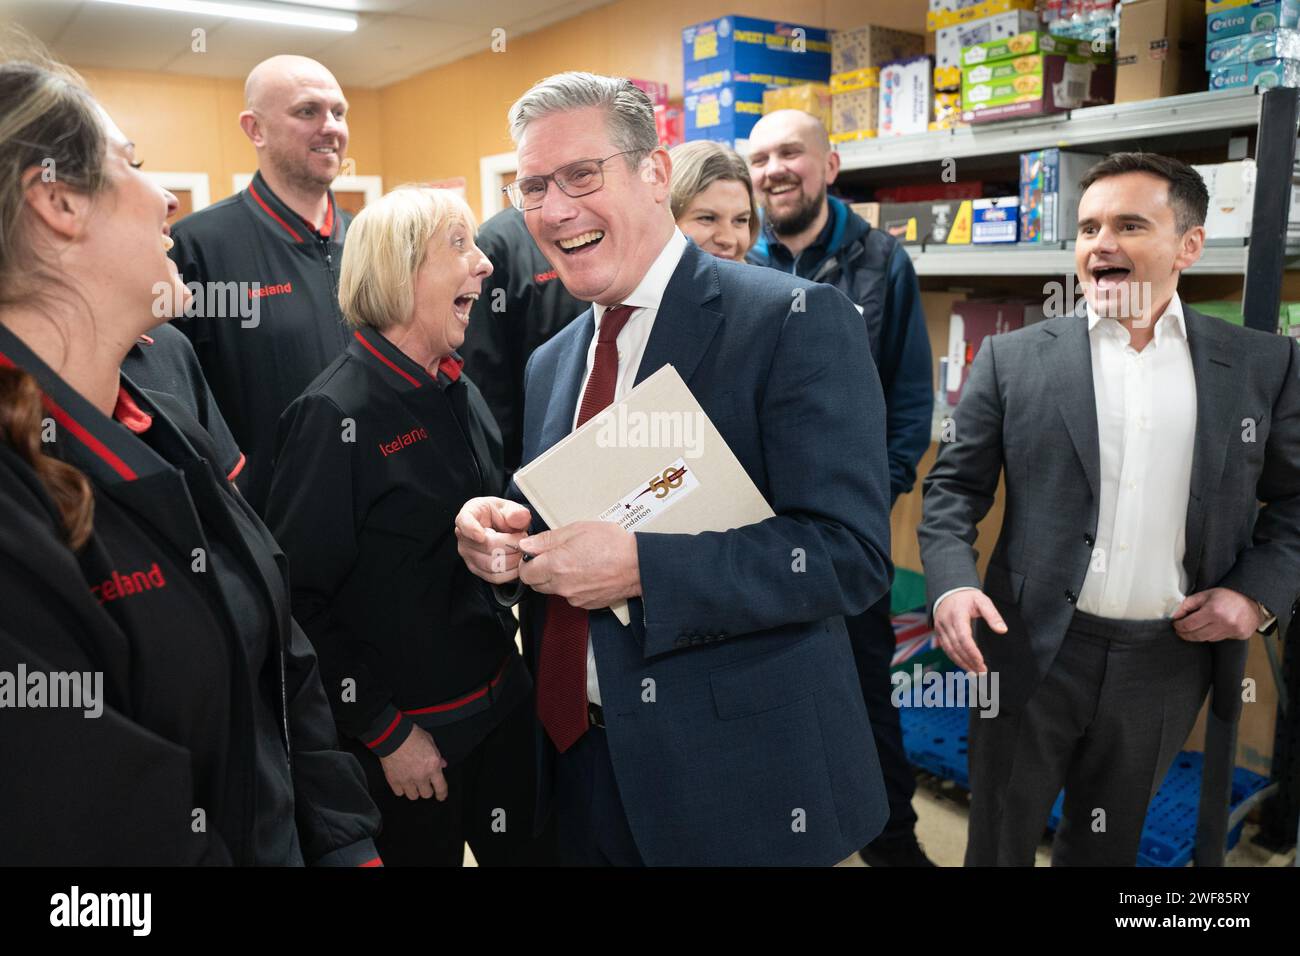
[[508, 72, 658, 165]]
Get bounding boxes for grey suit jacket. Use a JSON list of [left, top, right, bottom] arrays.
[[918, 307, 1300, 718]]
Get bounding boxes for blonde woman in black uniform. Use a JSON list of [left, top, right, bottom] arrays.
[[0, 49, 380, 865], [267, 186, 539, 866]]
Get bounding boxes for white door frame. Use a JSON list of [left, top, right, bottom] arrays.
[[232, 173, 384, 205], [479, 150, 518, 219], [145, 171, 211, 210]]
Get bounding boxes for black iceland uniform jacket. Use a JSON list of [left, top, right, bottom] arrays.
[[121, 322, 244, 484], [459, 206, 584, 475], [0, 324, 380, 866], [266, 327, 530, 767], [169, 171, 351, 514]]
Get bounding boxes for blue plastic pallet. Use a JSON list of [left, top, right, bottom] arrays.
[[898, 705, 1271, 866]]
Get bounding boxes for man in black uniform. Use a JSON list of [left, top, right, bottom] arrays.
[[458, 205, 583, 475], [169, 54, 352, 513]]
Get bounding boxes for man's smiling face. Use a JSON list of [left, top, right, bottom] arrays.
[[1075, 170, 1203, 321], [514, 106, 672, 305]]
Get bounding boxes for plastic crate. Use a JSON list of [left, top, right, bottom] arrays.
[[899, 702, 971, 789], [1046, 751, 1271, 867], [900, 706, 1271, 866]]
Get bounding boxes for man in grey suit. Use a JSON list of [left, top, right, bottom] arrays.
[[919, 152, 1300, 866]]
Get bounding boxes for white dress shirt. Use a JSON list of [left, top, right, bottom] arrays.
[[1076, 293, 1196, 619], [574, 227, 689, 705], [934, 293, 1199, 621]]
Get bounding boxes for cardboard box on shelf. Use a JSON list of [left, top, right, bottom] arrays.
[[1207, 27, 1300, 68], [851, 202, 881, 227], [1207, 0, 1300, 40], [935, 11, 1041, 69], [1114, 0, 1206, 102], [1193, 159, 1257, 238], [683, 16, 831, 82], [879, 55, 933, 137], [1019, 149, 1105, 243], [762, 83, 832, 127], [971, 196, 1020, 242], [655, 105, 684, 147], [880, 199, 976, 243], [684, 72, 809, 145], [935, 64, 963, 88], [963, 56, 1115, 121], [928, 0, 1038, 31], [831, 68, 881, 138], [961, 31, 1114, 67], [832, 25, 926, 73], [946, 300, 1029, 405], [1210, 54, 1300, 85], [934, 89, 964, 125]]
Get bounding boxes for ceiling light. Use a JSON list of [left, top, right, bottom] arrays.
[[89, 0, 359, 32]]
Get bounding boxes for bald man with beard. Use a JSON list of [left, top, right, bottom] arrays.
[[169, 55, 354, 513]]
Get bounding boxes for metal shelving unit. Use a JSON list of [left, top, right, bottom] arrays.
[[838, 87, 1262, 173], [904, 240, 1296, 277]]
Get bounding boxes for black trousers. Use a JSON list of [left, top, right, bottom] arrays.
[[346, 697, 544, 866], [552, 723, 645, 866], [965, 609, 1212, 866], [847, 593, 918, 845]]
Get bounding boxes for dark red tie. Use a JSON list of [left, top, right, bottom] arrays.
[[536, 304, 636, 752]]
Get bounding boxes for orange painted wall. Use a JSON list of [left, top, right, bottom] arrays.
[[76, 66, 385, 204], [72, 1, 934, 212], [378, 0, 933, 216]]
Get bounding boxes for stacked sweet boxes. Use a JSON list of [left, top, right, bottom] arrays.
[[762, 83, 833, 129], [1207, 0, 1300, 89], [682, 15, 830, 147], [929, 0, 1041, 128], [1019, 149, 1105, 243], [960, 30, 1115, 122], [828, 25, 925, 142]]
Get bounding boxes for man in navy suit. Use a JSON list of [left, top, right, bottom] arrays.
[[455, 72, 892, 866]]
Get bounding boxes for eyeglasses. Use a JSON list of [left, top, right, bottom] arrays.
[[503, 149, 644, 211]]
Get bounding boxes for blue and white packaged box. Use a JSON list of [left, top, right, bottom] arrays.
[[1207, 0, 1300, 42], [1206, 27, 1300, 68]]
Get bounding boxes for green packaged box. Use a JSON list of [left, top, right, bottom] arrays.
[[961, 31, 1114, 67]]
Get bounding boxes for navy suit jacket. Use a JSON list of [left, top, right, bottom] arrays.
[[513, 239, 893, 865]]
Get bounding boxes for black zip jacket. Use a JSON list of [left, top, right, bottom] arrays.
[[121, 322, 244, 484], [0, 324, 380, 865], [266, 327, 529, 766], [169, 170, 351, 514]]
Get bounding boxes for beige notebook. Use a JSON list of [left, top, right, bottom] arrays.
[[514, 364, 775, 625]]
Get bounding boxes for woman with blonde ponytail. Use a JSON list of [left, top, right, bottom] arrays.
[[0, 38, 380, 866]]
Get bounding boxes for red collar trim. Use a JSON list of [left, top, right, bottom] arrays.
[[438, 355, 463, 382], [113, 386, 153, 435], [0, 351, 138, 481], [316, 199, 335, 238], [137, 333, 155, 346], [247, 181, 305, 243], [354, 330, 424, 388]]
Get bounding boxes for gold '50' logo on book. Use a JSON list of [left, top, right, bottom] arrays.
[[635, 466, 687, 501]]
